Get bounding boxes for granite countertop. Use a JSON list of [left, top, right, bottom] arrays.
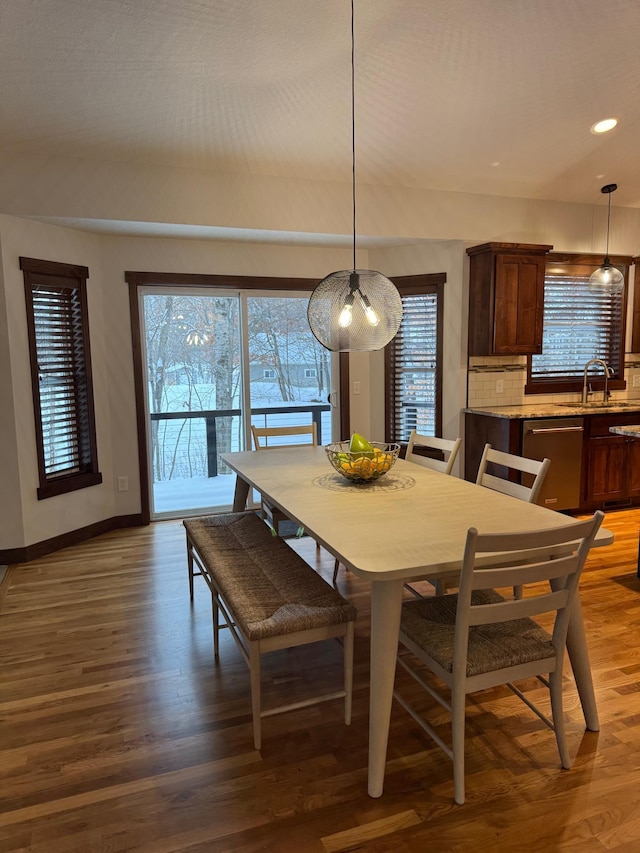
[[610, 425, 640, 436], [463, 401, 640, 419]]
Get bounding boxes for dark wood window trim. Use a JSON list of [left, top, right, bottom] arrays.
[[21, 257, 102, 499], [525, 253, 631, 396], [125, 271, 349, 524], [384, 273, 446, 446]]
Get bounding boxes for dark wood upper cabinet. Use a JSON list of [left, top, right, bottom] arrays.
[[631, 256, 640, 352], [467, 242, 552, 356]]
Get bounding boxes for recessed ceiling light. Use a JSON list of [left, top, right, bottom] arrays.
[[591, 118, 618, 134], [491, 161, 500, 167]]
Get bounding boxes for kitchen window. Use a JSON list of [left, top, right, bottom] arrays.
[[21, 257, 102, 499], [385, 274, 445, 443], [526, 256, 630, 395]]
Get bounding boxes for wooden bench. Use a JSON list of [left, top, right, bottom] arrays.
[[183, 511, 357, 749]]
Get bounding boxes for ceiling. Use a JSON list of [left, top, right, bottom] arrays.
[[1, 0, 640, 243]]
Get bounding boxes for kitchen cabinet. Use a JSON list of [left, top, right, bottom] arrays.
[[584, 414, 640, 506], [630, 255, 640, 351], [464, 408, 640, 512], [467, 242, 552, 356]]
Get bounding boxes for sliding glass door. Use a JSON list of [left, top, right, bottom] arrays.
[[140, 287, 336, 519]]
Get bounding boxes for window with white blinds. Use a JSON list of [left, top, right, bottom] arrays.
[[21, 258, 102, 499], [386, 277, 443, 443], [528, 264, 626, 390]]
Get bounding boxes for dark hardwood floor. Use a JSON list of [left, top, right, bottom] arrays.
[[2, 508, 640, 852]]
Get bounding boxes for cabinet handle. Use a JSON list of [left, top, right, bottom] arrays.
[[527, 426, 584, 435]]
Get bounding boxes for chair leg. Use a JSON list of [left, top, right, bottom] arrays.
[[249, 643, 262, 750], [451, 686, 466, 805], [550, 666, 571, 768], [343, 622, 354, 725], [332, 559, 340, 586]]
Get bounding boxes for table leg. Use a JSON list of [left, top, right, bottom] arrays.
[[368, 578, 404, 798], [565, 593, 599, 731], [232, 476, 250, 513]]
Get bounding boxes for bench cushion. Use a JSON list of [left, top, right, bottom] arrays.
[[184, 512, 357, 641]]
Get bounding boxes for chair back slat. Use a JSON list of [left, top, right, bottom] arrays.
[[479, 472, 534, 502], [467, 589, 570, 626], [472, 553, 578, 590]]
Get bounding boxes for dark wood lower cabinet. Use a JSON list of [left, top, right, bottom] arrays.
[[582, 413, 640, 508], [465, 409, 640, 512], [585, 436, 627, 503], [628, 438, 640, 497]]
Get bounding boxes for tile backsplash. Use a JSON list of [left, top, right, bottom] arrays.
[[467, 355, 640, 408]]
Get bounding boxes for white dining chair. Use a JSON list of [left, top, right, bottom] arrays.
[[406, 431, 462, 476], [251, 423, 317, 537], [393, 510, 604, 805]]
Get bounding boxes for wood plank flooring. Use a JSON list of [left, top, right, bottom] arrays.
[[1, 509, 640, 852]]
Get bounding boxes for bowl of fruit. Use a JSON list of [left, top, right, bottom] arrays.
[[326, 433, 400, 483]]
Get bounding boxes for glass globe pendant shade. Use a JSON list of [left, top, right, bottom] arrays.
[[588, 259, 624, 294], [589, 183, 624, 294], [308, 269, 403, 352]]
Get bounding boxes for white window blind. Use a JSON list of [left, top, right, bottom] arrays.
[[388, 293, 439, 442], [530, 272, 624, 382]]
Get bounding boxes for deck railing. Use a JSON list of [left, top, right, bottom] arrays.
[[150, 404, 331, 478]]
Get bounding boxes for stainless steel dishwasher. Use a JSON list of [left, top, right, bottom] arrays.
[[522, 417, 584, 510]]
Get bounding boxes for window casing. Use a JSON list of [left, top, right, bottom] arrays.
[[526, 257, 630, 395], [21, 257, 102, 499], [385, 274, 445, 444]]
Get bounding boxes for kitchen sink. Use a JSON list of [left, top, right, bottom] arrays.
[[555, 401, 640, 409]]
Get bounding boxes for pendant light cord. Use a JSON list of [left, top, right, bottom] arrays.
[[351, 0, 356, 272], [605, 191, 611, 258]]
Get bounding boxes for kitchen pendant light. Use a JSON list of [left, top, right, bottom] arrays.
[[307, 0, 402, 352], [589, 183, 624, 294]]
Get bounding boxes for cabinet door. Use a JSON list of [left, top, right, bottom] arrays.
[[585, 436, 627, 503], [626, 439, 640, 498], [493, 255, 546, 354]]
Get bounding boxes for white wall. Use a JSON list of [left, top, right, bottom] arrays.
[[0, 215, 114, 549], [2, 153, 640, 250], [0, 235, 25, 546]]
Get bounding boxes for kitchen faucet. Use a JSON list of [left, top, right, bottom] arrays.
[[582, 358, 612, 404]]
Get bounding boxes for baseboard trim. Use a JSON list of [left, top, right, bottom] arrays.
[[0, 514, 145, 564]]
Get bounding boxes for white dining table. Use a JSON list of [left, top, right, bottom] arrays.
[[221, 447, 613, 798]]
